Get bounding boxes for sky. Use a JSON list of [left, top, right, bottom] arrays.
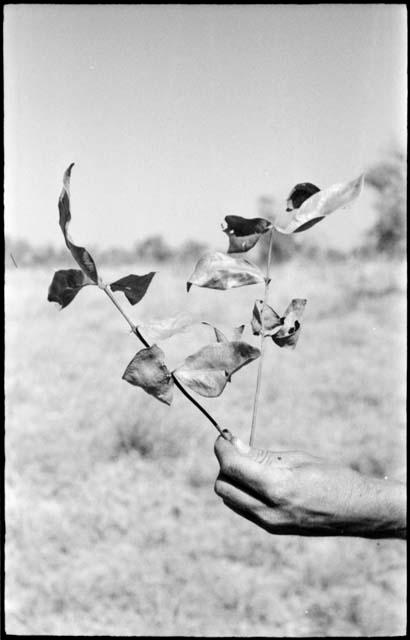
[[4, 4, 407, 252]]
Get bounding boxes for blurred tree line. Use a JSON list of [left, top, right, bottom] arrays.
[[6, 147, 406, 269], [364, 146, 406, 256]]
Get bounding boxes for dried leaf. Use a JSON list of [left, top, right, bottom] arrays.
[[271, 299, 307, 349], [275, 174, 364, 234], [222, 215, 272, 253], [187, 252, 264, 291], [47, 269, 94, 309], [251, 300, 282, 336], [139, 312, 197, 341], [122, 344, 174, 405], [110, 273, 156, 305], [175, 368, 228, 397], [286, 182, 321, 211], [58, 164, 99, 283], [174, 341, 260, 397]]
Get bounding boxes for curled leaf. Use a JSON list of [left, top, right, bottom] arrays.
[[122, 344, 174, 405], [286, 183, 321, 212], [110, 273, 156, 305], [252, 298, 307, 348], [251, 300, 282, 336], [187, 252, 264, 291], [275, 299, 307, 348], [222, 215, 272, 253], [58, 164, 99, 283], [47, 269, 94, 309], [174, 341, 260, 397], [275, 174, 364, 234], [139, 312, 197, 341]]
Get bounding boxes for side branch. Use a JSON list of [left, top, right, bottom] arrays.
[[103, 285, 226, 438]]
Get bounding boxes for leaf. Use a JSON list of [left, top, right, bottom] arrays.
[[139, 312, 197, 341], [201, 322, 245, 343], [47, 269, 94, 309], [222, 215, 272, 253], [251, 300, 282, 336], [187, 252, 265, 291], [122, 344, 174, 405], [58, 164, 99, 283], [174, 341, 260, 397], [110, 273, 156, 305], [275, 174, 364, 234], [271, 299, 307, 349], [286, 182, 321, 211]]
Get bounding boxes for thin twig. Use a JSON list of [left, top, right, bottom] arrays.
[[103, 285, 226, 438], [249, 229, 274, 446]]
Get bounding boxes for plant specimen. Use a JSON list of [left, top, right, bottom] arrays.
[[48, 165, 363, 445]]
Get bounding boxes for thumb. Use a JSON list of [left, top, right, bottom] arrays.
[[214, 433, 251, 465], [231, 436, 278, 465], [214, 435, 276, 496]]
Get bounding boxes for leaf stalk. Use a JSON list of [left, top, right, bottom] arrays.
[[249, 229, 274, 446]]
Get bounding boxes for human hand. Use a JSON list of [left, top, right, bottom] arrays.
[[214, 432, 406, 539]]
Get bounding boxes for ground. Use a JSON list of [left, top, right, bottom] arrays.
[[5, 255, 406, 636]]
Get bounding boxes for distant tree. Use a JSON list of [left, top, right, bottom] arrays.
[[365, 147, 406, 256], [136, 234, 173, 262], [178, 239, 209, 263]]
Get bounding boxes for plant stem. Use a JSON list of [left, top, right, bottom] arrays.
[[249, 229, 274, 446], [103, 285, 226, 438]]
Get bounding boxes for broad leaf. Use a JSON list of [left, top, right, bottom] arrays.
[[275, 174, 364, 234], [175, 368, 228, 398], [110, 272, 156, 305], [251, 300, 282, 336], [174, 341, 260, 397], [286, 182, 321, 211], [47, 269, 94, 309], [222, 215, 272, 253], [122, 344, 174, 405], [139, 312, 197, 341], [187, 252, 264, 291], [58, 163, 99, 283]]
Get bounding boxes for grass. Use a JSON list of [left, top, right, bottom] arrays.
[[5, 255, 406, 636]]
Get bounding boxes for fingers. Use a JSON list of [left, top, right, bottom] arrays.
[[214, 475, 293, 534], [214, 475, 266, 511]]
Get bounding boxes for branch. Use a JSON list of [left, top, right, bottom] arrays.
[[103, 285, 226, 438]]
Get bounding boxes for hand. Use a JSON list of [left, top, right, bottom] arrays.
[[214, 432, 406, 539]]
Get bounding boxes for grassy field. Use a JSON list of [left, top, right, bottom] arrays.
[[5, 255, 406, 636]]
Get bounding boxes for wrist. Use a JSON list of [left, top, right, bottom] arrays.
[[341, 475, 406, 539]]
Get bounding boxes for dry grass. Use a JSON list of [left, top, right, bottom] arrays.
[[5, 255, 406, 636]]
